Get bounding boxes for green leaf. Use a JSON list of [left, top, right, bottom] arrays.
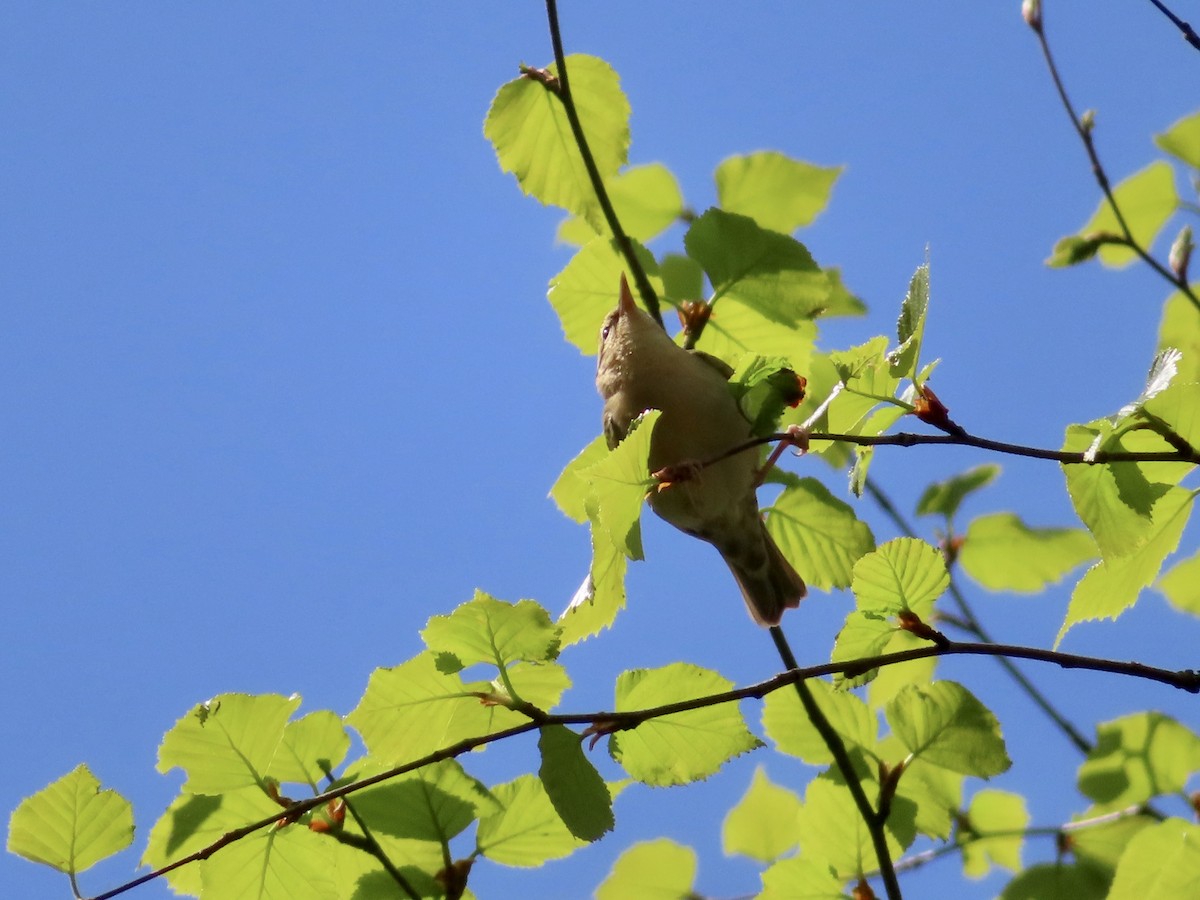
[[728, 355, 807, 437], [830, 611, 896, 687], [886, 681, 1011, 777], [557, 162, 684, 244], [7, 765, 134, 874], [762, 677, 877, 766], [1159, 548, 1200, 614], [477, 774, 588, 867], [595, 838, 697, 900], [352, 759, 497, 842], [1069, 811, 1155, 875], [500, 660, 571, 711], [538, 724, 614, 842], [865, 630, 939, 708], [659, 252, 704, 304], [583, 409, 661, 559], [551, 434, 610, 523], [1157, 290, 1200, 384], [1057, 485, 1192, 646], [686, 208, 830, 320], [721, 767, 803, 862], [346, 651, 495, 765], [266, 711, 349, 788], [548, 237, 663, 354], [821, 266, 868, 318], [961, 789, 1028, 878], [959, 513, 1096, 593], [484, 54, 629, 230], [1077, 712, 1200, 812], [1107, 819, 1200, 899], [851, 538, 949, 615], [157, 693, 300, 794], [915, 464, 1000, 521], [714, 150, 843, 233], [200, 820, 339, 900], [1076, 161, 1179, 268], [1061, 422, 1184, 561], [888, 262, 929, 380], [759, 855, 848, 900], [1143, 380, 1200, 449], [610, 663, 761, 785], [891, 751, 962, 841], [999, 862, 1110, 899], [1045, 233, 1106, 268], [422, 591, 559, 674], [1154, 110, 1200, 170], [558, 513, 628, 646], [794, 777, 906, 880], [766, 476, 877, 591]]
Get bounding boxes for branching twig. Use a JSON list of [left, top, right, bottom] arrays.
[[88, 641, 1198, 899], [540, 0, 663, 325], [1028, 4, 1200, 311]]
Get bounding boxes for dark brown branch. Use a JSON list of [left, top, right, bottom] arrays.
[[1030, 5, 1200, 311], [1147, 0, 1200, 51], [86, 641, 1198, 899], [541, 0, 663, 326]]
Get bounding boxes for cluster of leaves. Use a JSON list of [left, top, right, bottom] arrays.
[[8, 48, 1200, 900]]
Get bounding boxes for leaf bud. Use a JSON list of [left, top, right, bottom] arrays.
[[1169, 224, 1193, 282], [1021, 0, 1042, 32]]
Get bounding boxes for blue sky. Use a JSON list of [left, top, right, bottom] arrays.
[[3, 3, 1197, 898]]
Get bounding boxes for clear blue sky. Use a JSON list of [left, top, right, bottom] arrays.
[[3, 3, 1196, 898]]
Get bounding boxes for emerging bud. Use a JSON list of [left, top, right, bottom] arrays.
[[1080, 109, 1096, 134], [1022, 0, 1042, 32], [1169, 225, 1193, 282]]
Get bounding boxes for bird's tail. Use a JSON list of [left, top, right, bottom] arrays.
[[720, 520, 806, 627]]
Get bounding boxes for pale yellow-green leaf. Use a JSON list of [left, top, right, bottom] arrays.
[[961, 789, 1028, 878], [1158, 548, 1200, 614], [595, 838, 697, 900], [1157, 291, 1200, 383], [484, 55, 628, 230], [1107, 819, 1200, 899], [557, 513, 628, 646], [852, 538, 948, 615], [759, 855, 849, 900], [1057, 486, 1193, 646], [1077, 712, 1200, 812], [476, 774, 588, 867], [722, 766, 803, 861], [1081, 161, 1179, 268], [1154, 110, 1200, 170], [557, 162, 684, 245], [766, 477, 876, 591], [550, 434, 609, 524], [715, 150, 843, 233], [422, 592, 560, 670], [610, 663, 760, 785], [266, 711, 349, 788], [199, 818, 340, 900], [7, 765, 134, 874], [886, 681, 1010, 777], [762, 678, 877, 765], [583, 409, 661, 560], [959, 512, 1096, 593], [865, 629, 938, 708], [794, 777, 906, 880]]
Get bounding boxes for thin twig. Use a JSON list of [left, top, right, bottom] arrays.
[[1031, 6, 1200, 311], [541, 0, 663, 325], [87, 641, 1198, 899], [1147, 0, 1200, 51], [770, 626, 903, 900]]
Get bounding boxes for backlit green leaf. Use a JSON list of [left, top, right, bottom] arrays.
[[762, 677, 877, 765], [266, 711, 349, 788], [157, 693, 300, 795], [916, 464, 1000, 521], [887, 681, 1010, 777], [794, 777, 906, 879], [583, 409, 661, 559], [1154, 110, 1200, 169], [476, 775, 588, 867], [7, 765, 133, 874], [766, 476, 877, 591], [550, 434, 609, 524], [538, 724, 614, 842], [610, 663, 760, 785], [759, 855, 848, 900], [722, 767, 802, 862], [715, 150, 842, 233], [1157, 290, 1200, 383], [961, 789, 1028, 878], [422, 591, 559, 672], [1074, 161, 1178, 268], [484, 55, 629, 230], [1158, 548, 1200, 614], [888, 262, 929, 380], [595, 838, 697, 900], [852, 538, 948, 615], [1107, 819, 1200, 899], [959, 513, 1096, 593], [200, 817, 339, 900], [557, 162, 684, 244], [557, 512, 628, 646], [1078, 712, 1200, 812]]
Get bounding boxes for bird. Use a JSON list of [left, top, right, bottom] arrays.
[[595, 275, 806, 626]]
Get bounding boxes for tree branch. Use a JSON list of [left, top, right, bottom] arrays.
[[1147, 0, 1200, 52], [541, 0, 663, 325]]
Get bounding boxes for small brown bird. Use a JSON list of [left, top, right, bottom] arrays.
[[595, 276, 805, 626]]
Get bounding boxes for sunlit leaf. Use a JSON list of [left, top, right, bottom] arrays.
[[595, 838, 697, 900], [766, 476, 877, 591], [1107, 819, 1200, 899], [266, 711, 350, 788], [1157, 291, 1200, 383], [557, 162, 684, 244], [550, 434, 610, 524], [199, 818, 339, 899], [759, 855, 848, 900], [610, 663, 760, 785], [961, 789, 1028, 878], [794, 777, 907, 879], [557, 512, 628, 645], [715, 151, 843, 233], [538, 725, 613, 842], [915, 464, 1000, 521], [1073, 161, 1178, 268], [959, 513, 1096, 593], [1154, 110, 1200, 169], [583, 409, 661, 559], [1077, 712, 1200, 812], [722, 767, 803, 862], [476, 775, 589, 867], [7, 765, 133, 874], [762, 678, 877, 766], [851, 538, 948, 615], [484, 54, 629, 230], [888, 262, 929, 380], [548, 237, 662, 353], [886, 681, 1010, 777], [1158, 548, 1200, 615], [422, 591, 560, 673], [353, 759, 498, 842]]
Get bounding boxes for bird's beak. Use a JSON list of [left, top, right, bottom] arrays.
[[618, 273, 637, 318]]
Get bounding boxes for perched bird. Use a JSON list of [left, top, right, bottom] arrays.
[[595, 275, 805, 626]]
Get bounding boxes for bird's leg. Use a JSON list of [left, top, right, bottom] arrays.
[[753, 424, 809, 488], [651, 459, 705, 492]]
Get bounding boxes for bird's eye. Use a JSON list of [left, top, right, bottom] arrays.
[[601, 323, 612, 341]]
